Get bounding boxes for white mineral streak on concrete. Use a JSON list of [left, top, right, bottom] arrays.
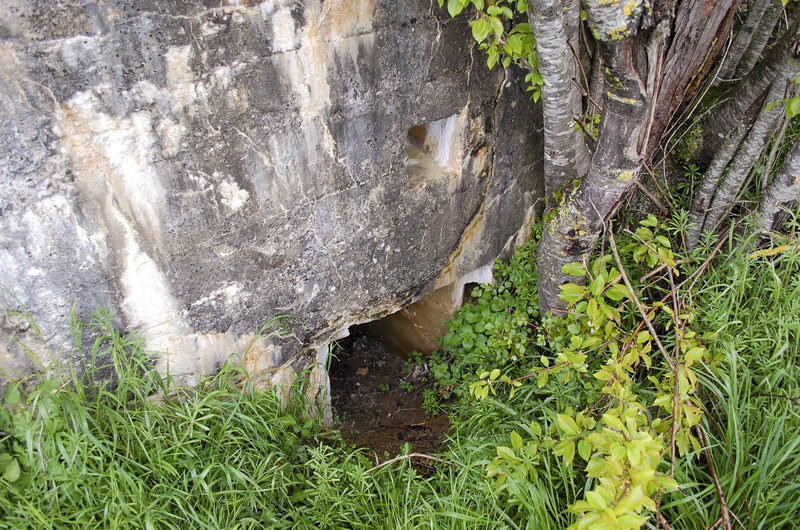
[[453, 264, 494, 307], [269, 5, 298, 53], [165, 45, 197, 115], [62, 89, 168, 256], [155, 118, 186, 159], [263, 0, 376, 209], [218, 178, 250, 212], [428, 109, 467, 172], [55, 84, 268, 386], [314, 342, 334, 425]]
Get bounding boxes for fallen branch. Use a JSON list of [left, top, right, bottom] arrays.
[[365, 453, 444, 474]]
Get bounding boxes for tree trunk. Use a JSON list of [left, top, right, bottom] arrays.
[[647, 0, 740, 160], [688, 39, 800, 247], [536, 0, 741, 315], [715, 0, 774, 83], [563, 0, 591, 178], [698, 78, 787, 239], [686, 115, 753, 249], [538, 28, 648, 314], [529, 0, 578, 197], [695, 19, 800, 165], [734, 0, 782, 79], [757, 137, 800, 234]]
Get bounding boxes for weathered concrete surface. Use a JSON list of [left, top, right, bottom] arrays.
[[0, 0, 543, 401]]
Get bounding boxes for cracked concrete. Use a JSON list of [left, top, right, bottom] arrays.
[[0, 0, 543, 404]]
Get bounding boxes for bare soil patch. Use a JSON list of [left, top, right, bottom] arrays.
[[329, 331, 450, 459]]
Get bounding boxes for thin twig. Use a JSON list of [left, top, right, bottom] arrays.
[[642, 162, 676, 210], [635, 181, 668, 214], [752, 393, 800, 407], [680, 237, 728, 295], [656, 508, 674, 530], [696, 426, 733, 530], [568, 41, 597, 109], [573, 114, 598, 143], [364, 453, 444, 473], [608, 227, 675, 371], [668, 267, 682, 478]]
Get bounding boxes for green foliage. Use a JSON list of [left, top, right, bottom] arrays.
[[429, 230, 541, 399], [2, 221, 799, 529], [437, 215, 737, 529], [766, 74, 800, 118], [0, 311, 519, 528], [659, 230, 800, 529], [436, 0, 544, 99], [399, 380, 415, 393]]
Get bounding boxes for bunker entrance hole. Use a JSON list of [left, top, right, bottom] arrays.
[[328, 285, 461, 458]]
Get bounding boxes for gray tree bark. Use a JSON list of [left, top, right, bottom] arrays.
[[536, 0, 740, 315], [715, 0, 774, 83], [697, 78, 787, 241], [688, 42, 800, 247], [686, 118, 752, 249], [537, 16, 648, 315], [757, 137, 800, 234], [529, 0, 578, 197], [563, 0, 591, 178], [734, 0, 782, 79], [696, 19, 800, 165], [647, 0, 740, 160]]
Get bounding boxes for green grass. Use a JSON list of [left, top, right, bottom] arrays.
[[0, 311, 528, 529], [661, 233, 800, 529], [2, 224, 799, 529]]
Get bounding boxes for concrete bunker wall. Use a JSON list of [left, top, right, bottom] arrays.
[[0, 0, 543, 401]]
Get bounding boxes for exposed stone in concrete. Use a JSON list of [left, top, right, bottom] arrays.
[[0, 0, 543, 404]]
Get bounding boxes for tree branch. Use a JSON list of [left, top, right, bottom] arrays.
[[608, 227, 675, 371]]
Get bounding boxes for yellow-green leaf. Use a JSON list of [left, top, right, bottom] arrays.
[[511, 430, 523, 450], [562, 262, 586, 276], [557, 414, 580, 435]]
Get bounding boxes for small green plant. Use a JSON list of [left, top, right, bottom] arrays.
[[402, 350, 426, 374], [428, 225, 542, 400], [436, 0, 545, 100], [399, 380, 414, 393], [377, 383, 391, 393], [421, 388, 442, 416]]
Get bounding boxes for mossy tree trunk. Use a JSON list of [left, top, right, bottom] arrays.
[[757, 137, 800, 235], [536, 0, 738, 315]]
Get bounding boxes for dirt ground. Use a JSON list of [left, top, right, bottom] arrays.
[[329, 330, 451, 459]]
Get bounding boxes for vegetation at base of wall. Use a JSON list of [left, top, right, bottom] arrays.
[[2, 209, 799, 528], [415, 206, 800, 528], [0, 311, 518, 529]]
